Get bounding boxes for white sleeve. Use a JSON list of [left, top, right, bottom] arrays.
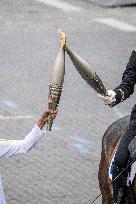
[[0, 176, 6, 204], [0, 125, 45, 157]]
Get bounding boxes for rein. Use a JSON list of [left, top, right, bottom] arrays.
[[85, 160, 134, 204]]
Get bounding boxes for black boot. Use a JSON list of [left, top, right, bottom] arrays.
[[114, 187, 125, 204], [112, 162, 127, 204]]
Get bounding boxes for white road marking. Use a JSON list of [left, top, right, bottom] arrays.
[[35, 0, 81, 12], [0, 115, 34, 120], [2, 100, 17, 108], [94, 18, 136, 32]]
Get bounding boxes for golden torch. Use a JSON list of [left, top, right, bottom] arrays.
[[47, 32, 65, 131], [61, 31, 108, 97]]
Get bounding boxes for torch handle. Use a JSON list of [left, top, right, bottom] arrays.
[[47, 113, 53, 131]]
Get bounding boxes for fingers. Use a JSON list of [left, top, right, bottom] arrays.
[[42, 109, 58, 117], [50, 109, 58, 114], [37, 109, 58, 129], [43, 109, 58, 118], [98, 94, 110, 102], [98, 94, 116, 105], [107, 90, 116, 97], [41, 111, 50, 118], [98, 94, 106, 100], [50, 109, 58, 119], [98, 90, 116, 105]]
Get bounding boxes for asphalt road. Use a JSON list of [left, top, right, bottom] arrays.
[[0, 1, 136, 203]]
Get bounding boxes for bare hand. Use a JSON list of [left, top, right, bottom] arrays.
[[37, 109, 58, 129]]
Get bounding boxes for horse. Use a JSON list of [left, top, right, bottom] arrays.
[[98, 115, 136, 204]]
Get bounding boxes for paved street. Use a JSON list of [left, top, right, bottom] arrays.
[[0, 0, 136, 203]]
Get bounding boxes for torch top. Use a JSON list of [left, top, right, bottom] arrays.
[[58, 29, 67, 48]]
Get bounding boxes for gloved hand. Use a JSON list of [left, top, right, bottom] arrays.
[[98, 90, 116, 105]]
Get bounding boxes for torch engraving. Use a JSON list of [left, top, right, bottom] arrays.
[[47, 35, 65, 131]]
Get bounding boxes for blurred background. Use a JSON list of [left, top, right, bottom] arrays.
[[0, 0, 136, 203], [88, 0, 136, 6]]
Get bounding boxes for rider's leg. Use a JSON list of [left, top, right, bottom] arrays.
[[112, 132, 128, 203], [112, 105, 136, 204], [112, 127, 136, 204]]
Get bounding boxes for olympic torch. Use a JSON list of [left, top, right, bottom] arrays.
[[60, 31, 108, 97], [47, 41, 65, 131]]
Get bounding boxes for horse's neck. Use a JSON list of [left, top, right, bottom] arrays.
[[108, 138, 122, 166]]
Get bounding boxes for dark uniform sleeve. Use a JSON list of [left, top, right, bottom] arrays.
[[113, 50, 136, 106]]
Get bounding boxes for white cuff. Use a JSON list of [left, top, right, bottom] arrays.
[[33, 125, 46, 135]]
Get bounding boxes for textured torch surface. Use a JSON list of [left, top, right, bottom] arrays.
[[0, 0, 136, 204], [65, 46, 107, 96], [47, 47, 65, 131]]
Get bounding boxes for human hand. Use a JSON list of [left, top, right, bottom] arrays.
[[37, 109, 58, 129], [98, 90, 116, 105]]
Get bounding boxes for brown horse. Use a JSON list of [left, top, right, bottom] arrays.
[[98, 115, 136, 204]]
